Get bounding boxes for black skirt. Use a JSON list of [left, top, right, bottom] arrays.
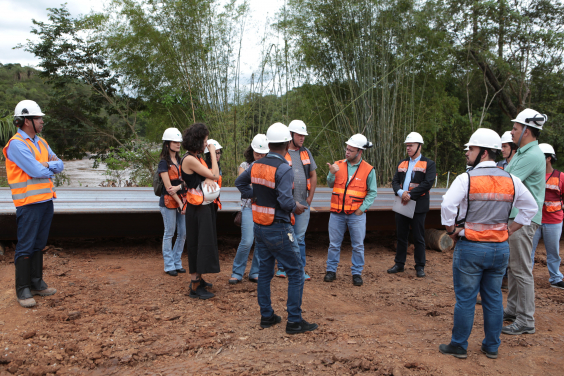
[[185, 203, 220, 274]]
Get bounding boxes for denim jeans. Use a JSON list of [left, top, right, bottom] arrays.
[[254, 222, 304, 322], [231, 207, 260, 280], [450, 239, 509, 352], [531, 223, 564, 284], [279, 205, 310, 271], [15, 201, 54, 261], [159, 206, 186, 272], [326, 212, 366, 275]]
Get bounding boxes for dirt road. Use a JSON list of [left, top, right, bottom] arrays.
[[1, 232, 563, 375]]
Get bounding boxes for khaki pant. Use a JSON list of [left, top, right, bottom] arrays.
[[506, 220, 539, 328]]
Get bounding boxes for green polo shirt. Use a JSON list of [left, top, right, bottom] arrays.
[[327, 158, 378, 213], [505, 140, 545, 225]]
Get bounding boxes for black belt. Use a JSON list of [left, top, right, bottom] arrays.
[[272, 219, 290, 224]]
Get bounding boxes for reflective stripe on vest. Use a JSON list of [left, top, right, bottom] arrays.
[[544, 171, 562, 212], [285, 148, 312, 191], [330, 159, 373, 214], [2, 133, 56, 207], [463, 167, 515, 242]]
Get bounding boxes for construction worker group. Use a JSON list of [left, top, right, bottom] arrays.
[[5, 101, 562, 345]]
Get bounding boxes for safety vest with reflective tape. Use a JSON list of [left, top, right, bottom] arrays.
[[330, 159, 373, 214], [163, 161, 185, 209], [544, 170, 562, 213], [462, 167, 515, 242], [398, 160, 428, 193], [214, 174, 222, 209], [285, 147, 312, 190], [3, 133, 57, 207], [184, 155, 209, 206], [250, 155, 295, 225]]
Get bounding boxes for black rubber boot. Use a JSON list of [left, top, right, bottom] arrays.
[[30, 251, 56, 296], [15, 256, 36, 308]]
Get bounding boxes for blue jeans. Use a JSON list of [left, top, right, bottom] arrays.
[[450, 239, 509, 352], [15, 201, 54, 261], [279, 205, 311, 271], [531, 223, 564, 284], [254, 222, 304, 322], [159, 206, 186, 272], [326, 212, 366, 275], [231, 207, 260, 280]]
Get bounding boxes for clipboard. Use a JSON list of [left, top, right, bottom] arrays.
[[392, 195, 416, 218]]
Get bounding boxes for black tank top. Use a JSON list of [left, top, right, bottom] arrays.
[[181, 154, 206, 189]]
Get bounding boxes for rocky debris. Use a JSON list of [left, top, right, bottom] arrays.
[[22, 330, 36, 340], [67, 311, 81, 320]]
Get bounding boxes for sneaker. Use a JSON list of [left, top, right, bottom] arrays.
[[31, 287, 56, 296], [501, 323, 535, 335], [324, 271, 336, 282], [188, 283, 215, 300], [503, 311, 516, 322], [352, 275, 363, 286], [260, 313, 281, 328], [286, 320, 318, 334], [275, 270, 287, 278], [304, 273, 311, 281], [480, 345, 498, 359], [200, 277, 213, 288], [438, 343, 467, 359], [551, 281, 564, 289]]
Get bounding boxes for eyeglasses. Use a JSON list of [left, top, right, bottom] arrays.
[[215, 151, 222, 155]]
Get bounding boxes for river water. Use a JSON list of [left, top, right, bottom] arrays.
[[61, 156, 131, 187]]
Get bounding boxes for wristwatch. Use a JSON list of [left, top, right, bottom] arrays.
[[446, 229, 456, 235]]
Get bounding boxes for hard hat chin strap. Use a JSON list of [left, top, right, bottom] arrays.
[[472, 148, 486, 168], [516, 125, 527, 148]]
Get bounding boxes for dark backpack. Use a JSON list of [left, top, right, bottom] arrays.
[[153, 170, 164, 196]]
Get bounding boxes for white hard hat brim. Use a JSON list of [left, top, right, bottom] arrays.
[[291, 130, 308, 136], [345, 140, 365, 150]]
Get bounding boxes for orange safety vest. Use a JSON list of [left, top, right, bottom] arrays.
[[184, 155, 209, 206], [330, 159, 373, 214], [163, 161, 185, 209], [3, 133, 57, 207], [544, 170, 562, 213], [463, 167, 515, 242], [285, 148, 312, 190], [213, 174, 222, 209], [250, 155, 295, 225], [398, 160, 428, 193]]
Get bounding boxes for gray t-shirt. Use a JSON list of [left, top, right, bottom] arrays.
[[288, 148, 317, 203]]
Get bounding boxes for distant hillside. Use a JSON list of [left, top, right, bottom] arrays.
[[0, 63, 51, 117]]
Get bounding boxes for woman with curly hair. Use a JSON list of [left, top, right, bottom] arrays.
[[181, 123, 220, 300]]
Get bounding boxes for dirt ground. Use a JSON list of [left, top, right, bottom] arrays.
[[1, 231, 563, 376]]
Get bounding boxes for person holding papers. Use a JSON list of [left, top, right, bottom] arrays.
[[389, 132, 436, 278]]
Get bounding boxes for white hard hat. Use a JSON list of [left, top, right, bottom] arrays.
[[500, 131, 513, 144], [288, 120, 308, 136], [464, 145, 469, 151], [202, 182, 221, 205], [404, 132, 424, 144], [204, 139, 223, 153], [14, 100, 45, 117], [539, 143, 556, 156], [465, 128, 502, 150], [345, 134, 373, 150], [511, 108, 547, 130], [266, 122, 291, 143], [251, 134, 269, 154], [162, 128, 183, 142]]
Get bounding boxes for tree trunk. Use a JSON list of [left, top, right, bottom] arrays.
[[424, 229, 454, 252]]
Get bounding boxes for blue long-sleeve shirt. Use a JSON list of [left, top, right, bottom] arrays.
[[235, 152, 297, 222], [397, 153, 421, 197], [6, 129, 64, 178]]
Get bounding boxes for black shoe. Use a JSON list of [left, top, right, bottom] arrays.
[[480, 345, 498, 359], [248, 277, 258, 283], [229, 278, 240, 285], [15, 256, 36, 308], [352, 275, 363, 286], [387, 264, 404, 274], [416, 269, 426, 278], [166, 270, 178, 276], [324, 271, 336, 282], [503, 311, 516, 322], [176, 268, 186, 273], [200, 277, 213, 288], [260, 313, 281, 328], [551, 281, 564, 289], [286, 320, 318, 334], [188, 283, 215, 300], [439, 344, 467, 359]]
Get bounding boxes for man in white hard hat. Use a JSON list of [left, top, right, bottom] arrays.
[[324, 134, 377, 286], [235, 122, 318, 334], [275, 120, 317, 281], [389, 132, 436, 278], [439, 128, 537, 359], [497, 131, 517, 169], [3, 100, 64, 308], [530, 143, 564, 290], [502, 108, 547, 335]]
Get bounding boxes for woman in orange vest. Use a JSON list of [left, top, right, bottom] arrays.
[[180, 123, 221, 300], [158, 128, 186, 277], [3, 100, 63, 308]]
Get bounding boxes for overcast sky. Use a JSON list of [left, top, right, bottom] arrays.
[[0, 0, 284, 80]]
